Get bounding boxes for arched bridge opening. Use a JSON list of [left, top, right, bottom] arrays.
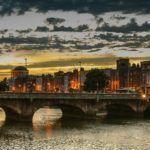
[[106, 103, 137, 118], [144, 107, 150, 118], [58, 104, 86, 119], [0, 107, 6, 125], [0, 106, 21, 122], [33, 104, 86, 122]]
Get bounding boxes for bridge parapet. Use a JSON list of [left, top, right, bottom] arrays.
[[0, 92, 144, 101]]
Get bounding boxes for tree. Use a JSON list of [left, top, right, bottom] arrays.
[[0, 78, 9, 92], [84, 69, 109, 92]]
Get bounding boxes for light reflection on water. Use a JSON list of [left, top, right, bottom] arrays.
[[33, 108, 62, 124], [0, 108, 150, 150], [0, 108, 6, 127], [32, 108, 62, 140]]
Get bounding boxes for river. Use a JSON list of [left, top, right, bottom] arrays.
[[0, 108, 150, 150]]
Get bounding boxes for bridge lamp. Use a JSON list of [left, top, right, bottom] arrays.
[[18, 84, 22, 93], [12, 86, 15, 92], [142, 94, 146, 99], [47, 83, 50, 86], [47, 83, 50, 91]]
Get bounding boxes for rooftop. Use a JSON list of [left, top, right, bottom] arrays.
[[13, 66, 28, 71]]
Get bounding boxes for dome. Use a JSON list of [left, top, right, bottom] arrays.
[[13, 66, 28, 71]]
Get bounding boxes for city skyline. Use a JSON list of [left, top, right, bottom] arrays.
[[0, 58, 149, 94], [0, 56, 149, 80]]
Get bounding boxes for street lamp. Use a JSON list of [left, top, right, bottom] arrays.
[[18, 84, 21, 93], [47, 83, 50, 92]]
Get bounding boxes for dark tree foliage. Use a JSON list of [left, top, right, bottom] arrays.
[[0, 78, 9, 91], [84, 69, 109, 92]]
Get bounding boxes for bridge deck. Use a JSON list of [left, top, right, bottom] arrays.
[[0, 92, 145, 101]]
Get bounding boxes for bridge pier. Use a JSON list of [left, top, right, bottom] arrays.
[[135, 100, 147, 119]]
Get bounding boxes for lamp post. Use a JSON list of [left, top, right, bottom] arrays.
[[18, 84, 21, 93], [47, 83, 50, 92]]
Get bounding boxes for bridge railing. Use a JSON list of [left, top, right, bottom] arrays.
[[0, 92, 146, 100]]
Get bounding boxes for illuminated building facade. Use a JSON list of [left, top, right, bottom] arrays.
[[116, 58, 150, 93], [128, 63, 141, 89], [10, 66, 29, 92], [103, 69, 120, 92], [79, 68, 87, 91], [7, 59, 150, 93], [69, 69, 80, 90], [117, 58, 130, 88], [54, 71, 65, 92], [141, 61, 150, 94]]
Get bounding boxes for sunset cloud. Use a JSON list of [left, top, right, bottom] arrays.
[[0, 1, 149, 79]]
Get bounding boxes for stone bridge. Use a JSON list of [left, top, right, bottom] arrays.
[[0, 93, 150, 121]]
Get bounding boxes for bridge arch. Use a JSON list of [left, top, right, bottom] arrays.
[[144, 107, 150, 118], [56, 104, 86, 118], [105, 103, 137, 118], [0, 105, 22, 121], [33, 103, 86, 121], [0, 107, 6, 122]]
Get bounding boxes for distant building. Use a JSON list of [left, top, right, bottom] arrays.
[[35, 77, 43, 92], [69, 69, 79, 91], [41, 74, 54, 92], [54, 71, 65, 92], [10, 66, 29, 92], [117, 58, 130, 88], [109, 69, 120, 92], [11, 66, 29, 78], [79, 68, 87, 91], [64, 75, 69, 93], [128, 63, 141, 89], [103, 69, 119, 92], [141, 61, 150, 94], [7, 59, 149, 94]]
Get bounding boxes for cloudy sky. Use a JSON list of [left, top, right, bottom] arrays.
[[0, 0, 150, 79]]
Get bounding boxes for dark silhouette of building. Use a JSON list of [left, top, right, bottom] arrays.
[[10, 66, 29, 92], [6, 59, 149, 94], [141, 61, 150, 94], [117, 58, 130, 88], [129, 63, 141, 89], [11, 66, 29, 78], [103, 69, 119, 92]]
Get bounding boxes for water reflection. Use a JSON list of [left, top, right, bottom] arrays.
[[33, 108, 62, 124], [0, 114, 150, 150], [0, 108, 6, 127], [32, 108, 62, 140]]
